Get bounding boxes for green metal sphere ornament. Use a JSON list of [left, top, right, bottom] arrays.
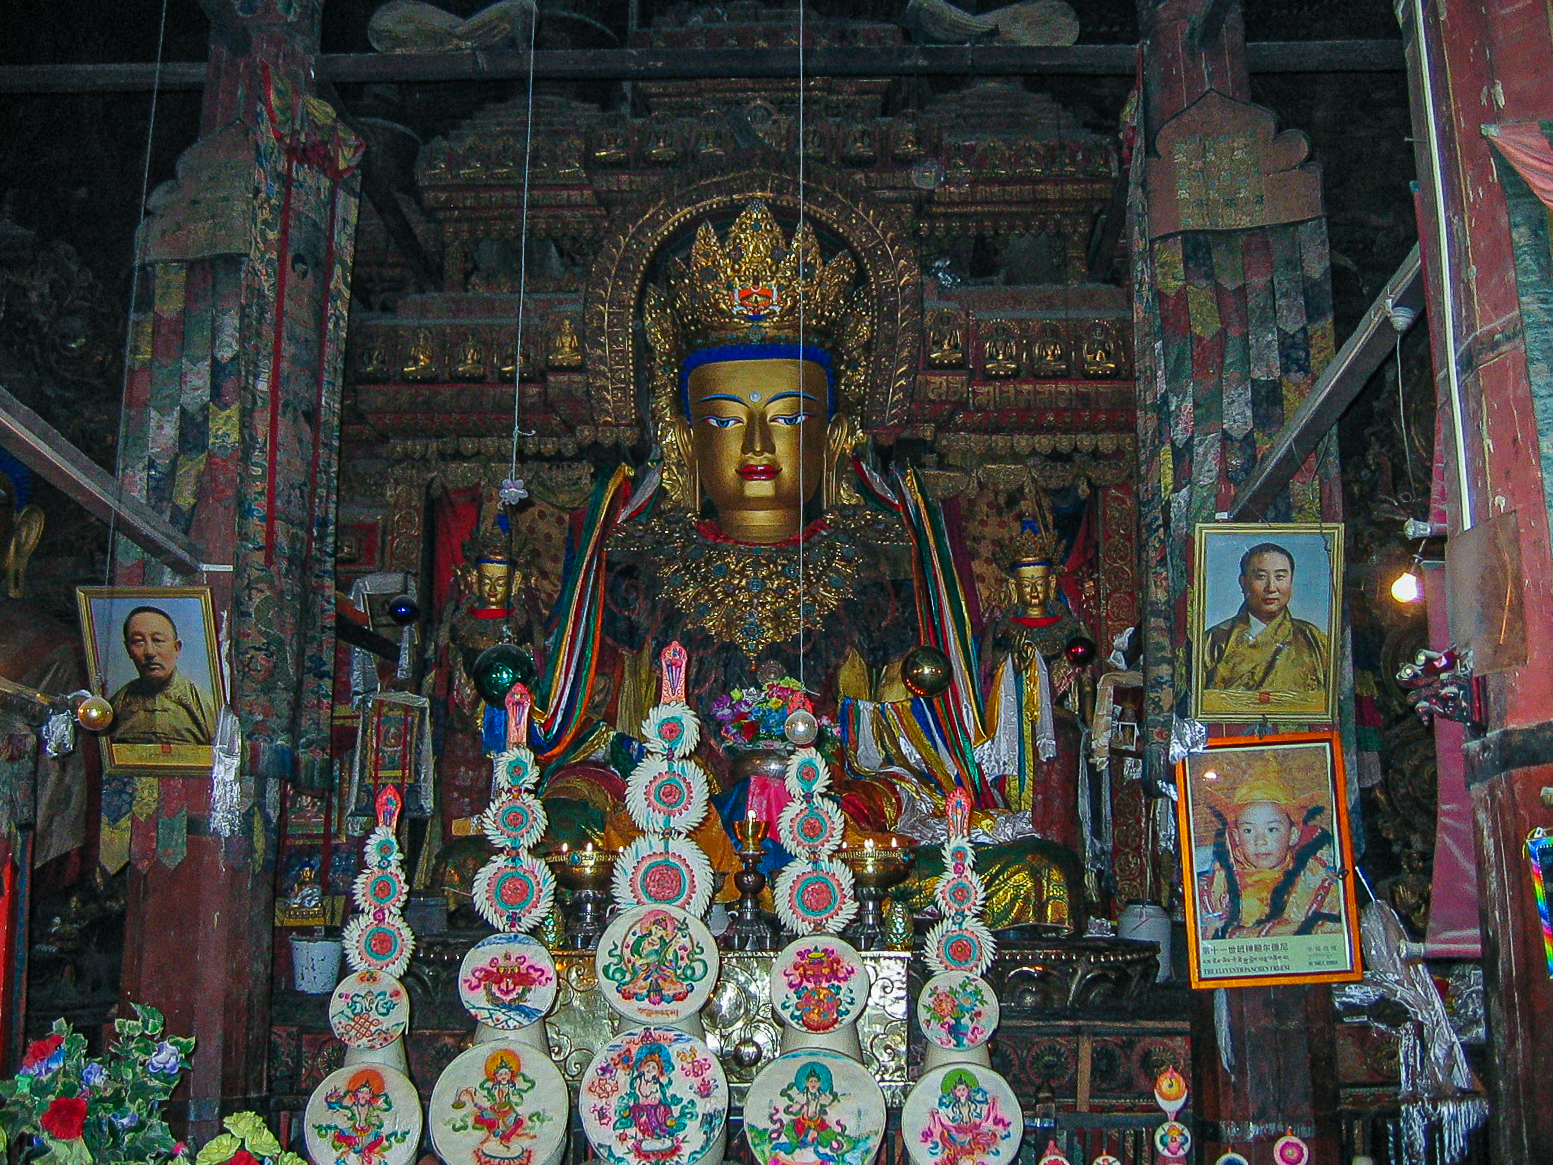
[[472, 642, 537, 708], [901, 645, 952, 699]]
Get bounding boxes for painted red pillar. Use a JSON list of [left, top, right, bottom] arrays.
[[1398, 0, 1553, 1157], [109, 0, 359, 1141]]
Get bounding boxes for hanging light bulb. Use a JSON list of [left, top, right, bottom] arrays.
[[1390, 570, 1422, 603]]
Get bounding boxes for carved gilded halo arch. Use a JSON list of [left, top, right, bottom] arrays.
[[583, 168, 921, 435]]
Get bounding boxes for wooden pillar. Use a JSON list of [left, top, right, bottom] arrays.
[[108, 0, 360, 1140], [1398, 0, 1553, 1157], [1134, 0, 1342, 1159]]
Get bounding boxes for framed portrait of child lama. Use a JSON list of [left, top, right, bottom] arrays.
[[1191, 522, 1342, 723], [1176, 733, 1362, 988], [76, 586, 223, 776]]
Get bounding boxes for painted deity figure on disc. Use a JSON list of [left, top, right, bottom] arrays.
[[752, 1061, 870, 1165], [448, 1048, 544, 1165], [918, 1069, 1013, 1165], [315, 1068, 412, 1165], [602, 908, 709, 1008]]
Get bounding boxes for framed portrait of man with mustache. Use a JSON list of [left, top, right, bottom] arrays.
[[77, 586, 223, 775], [1191, 522, 1343, 724]]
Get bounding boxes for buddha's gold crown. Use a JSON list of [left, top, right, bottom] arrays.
[[996, 494, 1064, 571], [646, 201, 858, 356]]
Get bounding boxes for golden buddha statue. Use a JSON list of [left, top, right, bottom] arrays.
[[0, 463, 88, 873], [547, 317, 584, 370], [979, 502, 1097, 855], [402, 327, 440, 381], [1080, 321, 1120, 378], [981, 321, 1021, 378], [529, 201, 1085, 932], [452, 332, 488, 381], [1030, 322, 1070, 378], [926, 309, 966, 368]]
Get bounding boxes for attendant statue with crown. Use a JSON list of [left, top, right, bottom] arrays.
[[528, 198, 1084, 933], [978, 497, 1098, 854]]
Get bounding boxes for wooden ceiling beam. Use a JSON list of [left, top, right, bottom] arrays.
[[0, 39, 1404, 94]]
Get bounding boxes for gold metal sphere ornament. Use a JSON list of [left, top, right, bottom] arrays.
[[901, 645, 952, 699], [784, 709, 819, 746], [74, 695, 114, 732]]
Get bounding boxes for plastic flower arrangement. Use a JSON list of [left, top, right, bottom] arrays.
[[0, 1004, 193, 1165], [194, 1111, 304, 1165], [709, 675, 840, 758]]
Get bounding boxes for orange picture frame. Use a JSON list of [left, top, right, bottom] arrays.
[[1175, 731, 1363, 988]]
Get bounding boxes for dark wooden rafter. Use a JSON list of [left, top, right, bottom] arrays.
[[0, 40, 1405, 93], [1190, 0, 1237, 50], [0, 386, 206, 574], [1228, 244, 1424, 520]]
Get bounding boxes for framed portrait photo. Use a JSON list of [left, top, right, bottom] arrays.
[[76, 586, 224, 776], [1177, 733, 1362, 988], [1192, 522, 1343, 723]]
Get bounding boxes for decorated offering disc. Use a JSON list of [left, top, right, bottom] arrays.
[[458, 932, 559, 1028], [329, 969, 410, 1050], [783, 747, 830, 797], [626, 756, 710, 834], [916, 972, 999, 1051], [580, 1026, 729, 1165], [429, 1040, 569, 1165], [642, 703, 701, 757], [352, 864, 408, 914], [925, 918, 996, 977], [481, 793, 548, 850], [1154, 1120, 1192, 1158], [903, 1063, 1023, 1165], [1272, 1135, 1309, 1165], [777, 796, 844, 857], [596, 904, 720, 1024], [770, 935, 869, 1033], [1213, 1154, 1250, 1165], [305, 1062, 423, 1165], [1154, 1065, 1188, 1117], [473, 851, 556, 932], [342, 912, 414, 979], [613, 835, 714, 916], [493, 745, 538, 792], [745, 1049, 886, 1165], [933, 868, 985, 919], [773, 858, 859, 935]]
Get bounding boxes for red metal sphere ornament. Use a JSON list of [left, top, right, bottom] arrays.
[[1064, 636, 1097, 667]]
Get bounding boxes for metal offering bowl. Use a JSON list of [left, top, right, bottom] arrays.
[[838, 844, 916, 891], [545, 848, 617, 892]]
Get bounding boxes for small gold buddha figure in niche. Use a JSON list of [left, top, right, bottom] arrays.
[[548, 317, 584, 369], [1030, 322, 1071, 378], [497, 343, 532, 382], [1081, 321, 1121, 378], [841, 125, 878, 164], [981, 321, 1022, 378], [891, 122, 924, 162], [440, 523, 539, 731], [645, 129, 679, 164], [592, 129, 630, 167], [402, 327, 440, 381], [926, 309, 966, 368], [358, 333, 391, 382], [452, 332, 487, 381]]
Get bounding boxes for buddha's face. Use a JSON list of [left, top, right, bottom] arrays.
[[1011, 562, 1057, 614], [473, 559, 516, 609], [683, 357, 829, 543]]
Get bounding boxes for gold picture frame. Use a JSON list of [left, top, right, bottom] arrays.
[[76, 586, 224, 776], [1191, 521, 1343, 723], [1176, 732, 1363, 988]]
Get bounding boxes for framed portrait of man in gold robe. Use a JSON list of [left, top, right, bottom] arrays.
[[1191, 522, 1342, 723], [1177, 732, 1362, 988], [76, 586, 223, 775]]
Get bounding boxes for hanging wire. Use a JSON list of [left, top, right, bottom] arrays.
[[107, 0, 172, 584], [796, 0, 807, 695], [507, 7, 541, 474], [1395, 331, 1418, 497]]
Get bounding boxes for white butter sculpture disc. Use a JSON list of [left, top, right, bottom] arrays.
[[915, 972, 999, 1052], [457, 931, 559, 1029], [328, 970, 410, 1051], [744, 1048, 886, 1165], [595, 903, 720, 1025], [902, 1063, 1023, 1165], [428, 1040, 570, 1165], [769, 935, 870, 1034], [304, 1062, 422, 1165], [579, 1025, 729, 1165]]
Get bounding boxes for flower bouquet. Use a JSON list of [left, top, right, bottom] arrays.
[[194, 1111, 303, 1165], [0, 1004, 193, 1165], [709, 675, 839, 759]]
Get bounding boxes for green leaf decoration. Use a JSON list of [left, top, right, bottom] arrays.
[[196, 1132, 241, 1164], [224, 1111, 281, 1157]]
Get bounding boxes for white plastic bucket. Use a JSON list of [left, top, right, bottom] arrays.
[[290, 935, 343, 994], [1117, 901, 1172, 982]]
